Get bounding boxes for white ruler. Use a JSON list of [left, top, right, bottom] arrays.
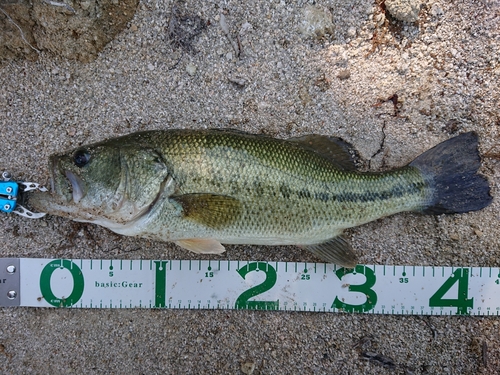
[[1, 258, 499, 315]]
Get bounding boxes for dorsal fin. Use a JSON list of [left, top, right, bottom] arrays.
[[287, 134, 358, 170]]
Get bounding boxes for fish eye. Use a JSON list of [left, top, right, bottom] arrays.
[[73, 150, 91, 168]]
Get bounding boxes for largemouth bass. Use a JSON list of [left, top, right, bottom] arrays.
[[29, 130, 492, 266]]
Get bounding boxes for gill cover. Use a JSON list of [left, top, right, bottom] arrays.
[[40, 140, 170, 225]]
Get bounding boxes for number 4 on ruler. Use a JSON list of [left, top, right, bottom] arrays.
[[429, 268, 473, 315]]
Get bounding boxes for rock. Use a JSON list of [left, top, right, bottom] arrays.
[[228, 74, 247, 87], [240, 362, 256, 375], [337, 70, 351, 80], [0, 0, 139, 63], [385, 0, 421, 23], [0, 0, 38, 61], [299, 5, 334, 39], [186, 63, 197, 76]]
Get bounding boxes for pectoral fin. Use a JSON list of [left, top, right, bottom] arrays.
[[172, 193, 242, 229], [174, 239, 226, 254], [303, 236, 358, 268]]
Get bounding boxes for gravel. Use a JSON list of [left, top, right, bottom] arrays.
[[0, 0, 499, 373]]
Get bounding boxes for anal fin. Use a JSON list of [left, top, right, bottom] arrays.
[[175, 239, 226, 254], [303, 236, 358, 268]]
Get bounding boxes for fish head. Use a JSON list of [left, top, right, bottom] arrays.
[[30, 139, 170, 227]]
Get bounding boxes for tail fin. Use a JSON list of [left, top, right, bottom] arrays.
[[409, 132, 492, 214]]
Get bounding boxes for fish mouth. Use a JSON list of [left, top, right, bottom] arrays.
[[64, 170, 85, 203], [50, 156, 86, 204]]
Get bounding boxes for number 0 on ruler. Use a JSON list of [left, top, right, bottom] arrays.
[[1, 259, 499, 315]]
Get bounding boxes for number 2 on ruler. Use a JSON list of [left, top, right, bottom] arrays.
[[234, 262, 279, 310]]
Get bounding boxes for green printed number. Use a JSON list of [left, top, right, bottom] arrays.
[[154, 261, 167, 308], [332, 265, 377, 313], [235, 262, 279, 310], [39, 260, 84, 307], [429, 268, 473, 315]]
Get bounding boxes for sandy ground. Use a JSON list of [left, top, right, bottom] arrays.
[[1, 0, 499, 373]]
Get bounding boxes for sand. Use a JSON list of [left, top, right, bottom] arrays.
[[1, 0, 499, 373]]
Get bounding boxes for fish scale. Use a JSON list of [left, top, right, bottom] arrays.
[[28, 130, 491, 266], [151, 130, 427, 231]]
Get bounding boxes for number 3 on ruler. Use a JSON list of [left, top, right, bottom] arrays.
[[332, 265, 377, 313]]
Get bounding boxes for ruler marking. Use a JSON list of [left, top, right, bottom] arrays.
[[8, 258, 500, 314]]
